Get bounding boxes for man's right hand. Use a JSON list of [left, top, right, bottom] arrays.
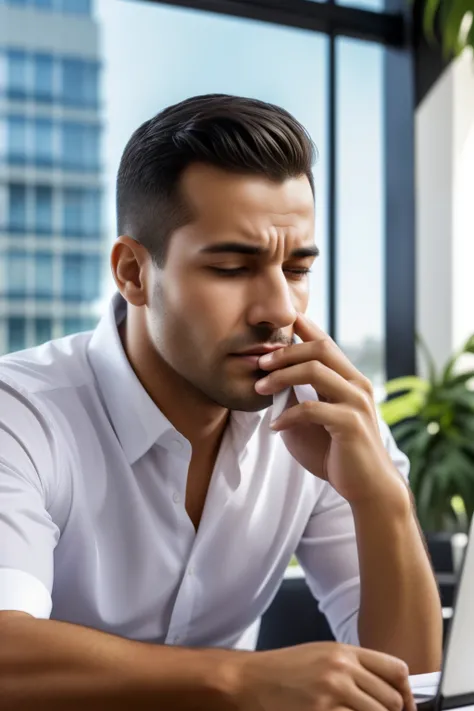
[[230, 642, 417, 711]]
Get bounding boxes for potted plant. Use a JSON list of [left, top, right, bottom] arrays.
[[379, 334, 474, 535]]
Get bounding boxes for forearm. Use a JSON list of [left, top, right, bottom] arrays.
[[352, 483, 443, 674], [0, 614, 239, 711]]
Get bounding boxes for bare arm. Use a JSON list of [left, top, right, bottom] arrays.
[[353, 485, 443, 674], [0, 612, 237, 711], [0, 612, 418, 711]]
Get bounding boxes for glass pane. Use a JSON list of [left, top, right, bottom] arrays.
[[82, 254, 102, 299], [336, 37, 385, 393], [35, 186, 53, 234], [8, 317, 27, 353], [83, 125, 100, 170], [34, 0, 55, 9], [97, 0, 328, 329], [62, 254, 83, 299], [7, 50, 28, 99], [63, 317, 84, 335], [8, 184, 27, 232], [83, 189, 101, 237], [338, 0, 385, 12], [63, 188, 83, 235], [35, 318, 53, 344], [34, 118, 54, 166], [62, 122, 83, 169], [61, 58, 84, 105], [7, 116, 27, 163], [34, 54, 54, 101], [35, 253, 54, 297], [61, 0, 91, 14], [7, 252, 28, 296]]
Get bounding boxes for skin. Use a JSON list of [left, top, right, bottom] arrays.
[[111, 161, 442, 686]]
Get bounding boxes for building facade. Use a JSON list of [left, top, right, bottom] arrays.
[[0, 0, 105, 354]]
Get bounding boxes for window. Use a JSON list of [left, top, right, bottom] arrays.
[[61, 123, 84, 170], [34, 118, 54, 166], [34, 186, 53, 234], [336, 37, 385, 389], [63, 188, 101, 237], [6, 252, 29, 297], [83, 189, 101, 237], [34, 54, 54, 101], [7, 116, 27, 164], [35, 253, 54, 298], [7, 50, 28, 99], [34, 0, 55, 9], [63, 188, 82, 235], [61, 123, 100, 171], [7, 318, 27, 353], [8, 184, 27, 233], [62, 253, 102, 301], [62, 254, 82, 299], [61, 0, 91, 14], [82, 254, 102, 299], [63, 316, 97, 335], [61, 59, 98, 107], [35, 318, 53, 344]]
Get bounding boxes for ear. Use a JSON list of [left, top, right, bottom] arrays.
[[110, 236, 151, 307]]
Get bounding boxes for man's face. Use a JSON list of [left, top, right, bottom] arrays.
[[146, 163, 317, 412]]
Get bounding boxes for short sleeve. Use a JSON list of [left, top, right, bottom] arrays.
[[0, 377, 60, 617], [295, 410, 410, 646]]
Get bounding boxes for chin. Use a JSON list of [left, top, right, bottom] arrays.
[[216, 390, 273, 413]]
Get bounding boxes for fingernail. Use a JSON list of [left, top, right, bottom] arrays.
[[259, 353, 273, 366], [255, 378, 270, 393]]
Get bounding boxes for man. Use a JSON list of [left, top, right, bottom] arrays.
[[0, 94, 441, 710]]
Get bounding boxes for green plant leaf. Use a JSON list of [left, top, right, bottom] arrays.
[[384, 376, 430, 396], [379, 391, 426, 426], [391, 418, 425, 444], [467, 14, 474, 51], [447, 370, 474, 387], [423, 0, 443, 44]]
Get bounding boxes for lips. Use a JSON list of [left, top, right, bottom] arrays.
[[232, 345, 287, 357]]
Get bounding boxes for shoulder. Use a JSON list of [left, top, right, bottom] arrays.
[[0, 333, 95, 504]]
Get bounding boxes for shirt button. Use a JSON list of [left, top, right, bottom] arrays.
[[188, 565, 195, 576], [171, 439, 183, 452], [174, 636, 181, 644], [172, 491, 180, 504]]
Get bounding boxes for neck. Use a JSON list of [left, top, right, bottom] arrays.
[[120, 314, 230, 453]]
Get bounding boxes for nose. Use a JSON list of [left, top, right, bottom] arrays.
[[246, 268, 298, 331]]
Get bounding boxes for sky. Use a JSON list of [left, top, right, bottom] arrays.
[[94, 0, 385, 350]]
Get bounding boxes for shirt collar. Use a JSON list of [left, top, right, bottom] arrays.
[[88, 292, 176, 465], [88, 292, 267, 465]]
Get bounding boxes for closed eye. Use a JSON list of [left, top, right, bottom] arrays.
[[210, 267, 312, 279]]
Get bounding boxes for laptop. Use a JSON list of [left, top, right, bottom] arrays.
[[414, 515, 474, 711]]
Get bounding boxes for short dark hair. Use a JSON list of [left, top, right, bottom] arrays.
[[116, 93, 317, 266]]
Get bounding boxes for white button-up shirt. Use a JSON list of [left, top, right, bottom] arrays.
[[0, 293, 409, 648]]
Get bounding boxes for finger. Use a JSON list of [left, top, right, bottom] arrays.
[[255, 361, 368, 409], [294, 313, 367, 386], [269, 400, 356, 432], [357, 650, 415, 711], [342, 685, 396, 711], [354, 667, 405, 711]]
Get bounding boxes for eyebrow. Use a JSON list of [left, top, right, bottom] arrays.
[[200, 242, 320, 259]]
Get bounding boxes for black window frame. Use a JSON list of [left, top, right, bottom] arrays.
[[128, 0, 417, 380]]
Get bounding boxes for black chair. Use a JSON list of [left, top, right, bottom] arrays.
[[256, 577, 334, 650], [256, 575, 453, 651]]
